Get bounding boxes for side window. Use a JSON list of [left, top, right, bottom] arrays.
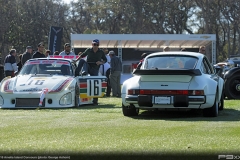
[[200, 62, 207, 74], [203, 58, 214, 74]]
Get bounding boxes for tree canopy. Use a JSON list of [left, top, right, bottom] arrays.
[[0, 0, 239, 63]]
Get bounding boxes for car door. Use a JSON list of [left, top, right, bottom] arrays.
[[78, 76, 107, 105]]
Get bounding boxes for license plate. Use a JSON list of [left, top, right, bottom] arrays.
[[154, 96, 171, 104]]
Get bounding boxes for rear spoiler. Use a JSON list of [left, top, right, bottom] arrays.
[[133, 69, 202, 76]]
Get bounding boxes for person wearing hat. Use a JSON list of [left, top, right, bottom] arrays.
[[4, 49, 18, 77], [108, 50, 122, 98], [75, 39, 107, 105], [33, 42, 46, 58], [21, 46, 33, 65], [163, 46, 170, 52], [59, 43, 75, 55]]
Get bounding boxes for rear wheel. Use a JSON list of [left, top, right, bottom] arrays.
[[122, 104, 139, 117], [225, 74, 240, 99], [203, 95, 218, 117], [75, 84, 80, 107]]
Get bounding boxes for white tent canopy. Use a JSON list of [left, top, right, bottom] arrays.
[[71, 34, 216, 64]]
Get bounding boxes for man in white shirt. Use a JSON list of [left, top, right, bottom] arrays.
[[99, 50, 111, 97], [102, 48, 111, 64], [59, 43, 75, 55]]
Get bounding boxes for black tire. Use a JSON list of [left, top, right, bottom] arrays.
[[122, 104, 139, 117], [219, 90, 224, 111], [203, 95, 218, 117], [225, 74, 240, 99], [75, 84, 80, 107]]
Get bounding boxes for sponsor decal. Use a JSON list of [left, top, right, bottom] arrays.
[[200, 36, 211, 39], [49, 55, 79, 60], [27, 60, 70, 66], [49, 26, 63, 54], [21, 88, 42, 92]]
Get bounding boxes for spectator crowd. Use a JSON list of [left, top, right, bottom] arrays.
[[2, 40, 206, 106]]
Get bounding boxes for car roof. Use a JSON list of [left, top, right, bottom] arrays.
[[147, 51, 204, 59]]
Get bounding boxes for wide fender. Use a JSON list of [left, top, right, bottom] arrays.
[[217, 77, 224, 102], [224, 67, 240, 79], [122, 76, 141, 94], [188, 75, 218, 95]]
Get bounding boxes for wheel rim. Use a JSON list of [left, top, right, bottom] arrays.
[[228, 78, 240, 97], [236, 84, 240, 91]]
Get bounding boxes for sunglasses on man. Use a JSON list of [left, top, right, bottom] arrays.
[[93, 43, 99, 46]]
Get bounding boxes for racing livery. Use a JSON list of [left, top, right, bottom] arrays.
[[0, 56, 107, 108]]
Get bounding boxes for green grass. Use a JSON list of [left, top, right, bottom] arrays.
[[0, 98, 240, 159]]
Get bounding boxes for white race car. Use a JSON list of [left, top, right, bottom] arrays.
[[0, 56, 107, 108], [122, 52, 224, 117]]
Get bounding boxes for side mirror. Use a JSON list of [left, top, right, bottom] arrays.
[[214, 67, 223, 77]]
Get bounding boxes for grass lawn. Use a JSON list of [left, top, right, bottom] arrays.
[[0, 98, 240, 160]]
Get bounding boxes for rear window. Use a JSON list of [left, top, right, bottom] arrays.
[[144, 55, 198, 69]]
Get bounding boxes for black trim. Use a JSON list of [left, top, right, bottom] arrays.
[[138, 95, 153, 107], [188, 97, 205, 102], [15, 98, 45, 107], [125, 96, 138, 101], [174, 95, 189, 107], [133, 69, 202, 76]]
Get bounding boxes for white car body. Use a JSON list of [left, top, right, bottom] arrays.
[[122, 52, 224, 117], [0, 57, 107, 108]]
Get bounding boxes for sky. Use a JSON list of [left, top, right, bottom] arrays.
[[62, 0, 75, 4]]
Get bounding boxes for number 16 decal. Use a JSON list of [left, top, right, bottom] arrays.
[[87, 79, 101, 96], [28, 80, 45, 85]]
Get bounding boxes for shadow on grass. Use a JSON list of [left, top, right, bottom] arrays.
[[0, 103, 120, 111], [75, 104, 121, 109], [131, 108, 240, 121]]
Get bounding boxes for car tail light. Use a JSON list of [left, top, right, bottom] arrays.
[[188, 90, 204, 95], [128, 89, 140, 95], [139, 90, 189, 95], [129, 90, 204, 95]]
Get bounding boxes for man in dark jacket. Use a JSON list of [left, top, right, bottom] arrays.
[[136, 53, 148, 69], [75, 39, 107, 105], [4, 49, 18, 77], [109, 50, 122, 97], [33, 42, 45, 58], [21, 46, 33, 65], [17, 54, 23, 71]]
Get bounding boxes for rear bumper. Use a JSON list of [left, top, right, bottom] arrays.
[[125, 94, 206, 109]]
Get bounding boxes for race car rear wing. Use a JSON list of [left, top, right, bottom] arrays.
[[48, 55, 87, 60], [48, 55, 79, 59], [133, 69, 202, 76]]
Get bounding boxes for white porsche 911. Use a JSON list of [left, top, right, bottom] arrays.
[[0, 56, 107, 108], [122, 52, 224, 117]]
